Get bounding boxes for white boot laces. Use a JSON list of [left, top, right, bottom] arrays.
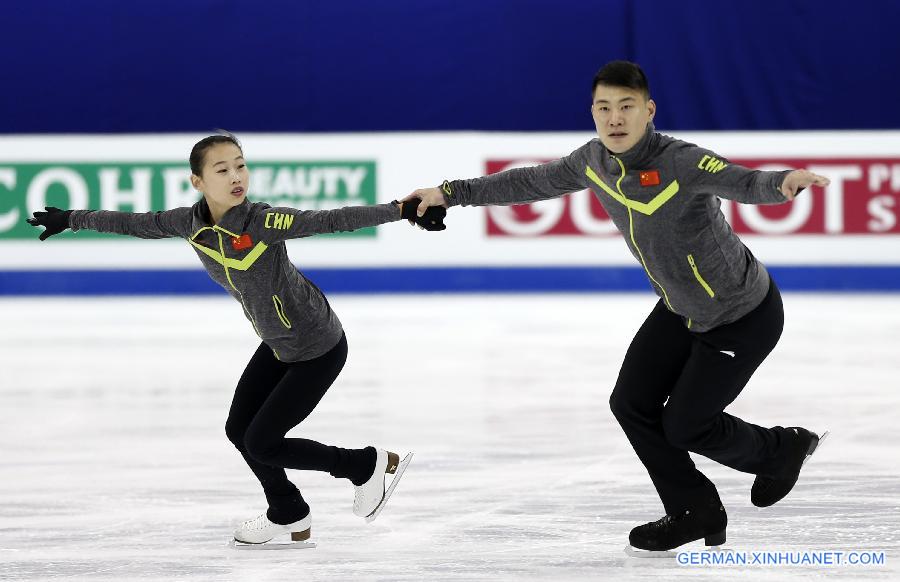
[[242, 513, 271, 532]]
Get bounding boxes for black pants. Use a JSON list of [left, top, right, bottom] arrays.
[[609, 280, 788, 515], [224, 333, 376, 524]]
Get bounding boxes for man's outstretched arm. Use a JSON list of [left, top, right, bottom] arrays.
[[677, 144, 830, 204], [401, 142, 593, 217]]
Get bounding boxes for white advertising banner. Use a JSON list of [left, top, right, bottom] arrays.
[[1, 131, 898, 271]]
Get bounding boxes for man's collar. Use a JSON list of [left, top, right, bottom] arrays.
[[608, 122, 657, 168]]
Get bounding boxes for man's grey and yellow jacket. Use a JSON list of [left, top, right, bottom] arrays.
[[70, 199, 401, 361], [443, 124, 791, 332]]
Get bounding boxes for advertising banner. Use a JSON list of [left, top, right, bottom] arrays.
[[485, 158, 900, 237], [0, 161, 377, 240], [1, 132, 898, 293]]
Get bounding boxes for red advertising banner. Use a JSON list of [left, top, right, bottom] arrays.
[[485, 158, 900, 236]]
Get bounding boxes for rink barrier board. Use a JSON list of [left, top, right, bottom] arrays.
[[1, 266, 899, 295]]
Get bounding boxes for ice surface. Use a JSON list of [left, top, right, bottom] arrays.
[[0, 293, 897, 581]]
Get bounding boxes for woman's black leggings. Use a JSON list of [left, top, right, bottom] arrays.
[[224, 332, 375, 524]]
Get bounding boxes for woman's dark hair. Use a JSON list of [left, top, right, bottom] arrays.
[[189, 131, 243, 176], [591, 61, 650, 99]]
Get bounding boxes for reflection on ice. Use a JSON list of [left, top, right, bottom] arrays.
[[0, 294, 897, 581]]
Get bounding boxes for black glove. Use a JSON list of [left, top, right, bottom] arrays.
[[26, 207, 73, 240], [399, 198, 447, 231]]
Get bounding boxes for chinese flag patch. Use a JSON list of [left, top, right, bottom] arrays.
[[639, 170, 660, 186], [231, 233, 253, 251]]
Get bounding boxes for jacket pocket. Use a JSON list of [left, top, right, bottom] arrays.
[[272, 294, 292, 329], [687, 254, 715, 298]]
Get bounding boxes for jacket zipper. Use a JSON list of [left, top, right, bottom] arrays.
[[687, 254, 715, 298], [212, 228, 278, 358], [612, 157, 674, 311]]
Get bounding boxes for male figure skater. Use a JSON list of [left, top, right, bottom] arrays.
[[404, 61, 828, 552]]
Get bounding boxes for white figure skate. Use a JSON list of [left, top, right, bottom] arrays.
[[353, 449, 413, 523], [229, 512, 315, 550]]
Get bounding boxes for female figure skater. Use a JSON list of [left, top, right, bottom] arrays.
[[27, 134, 446, 546]]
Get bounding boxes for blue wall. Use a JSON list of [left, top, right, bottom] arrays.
[[3, 0, 898, 133], [3, 267, 900, 296]]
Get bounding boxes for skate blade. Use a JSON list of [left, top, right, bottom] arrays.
[[802, 430, 829, 467], [624, 546, 677, 558], [228, 538, 316, 551], [366, 452, 413, 523], [624, 544, 730, 558]]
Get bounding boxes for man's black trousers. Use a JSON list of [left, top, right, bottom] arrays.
[[610, 279, 790, 515]]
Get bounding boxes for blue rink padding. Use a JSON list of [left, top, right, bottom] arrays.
[[1, 266, 900, 295]]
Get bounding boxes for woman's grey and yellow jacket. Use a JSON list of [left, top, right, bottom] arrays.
[[70, 200, 401, 361]]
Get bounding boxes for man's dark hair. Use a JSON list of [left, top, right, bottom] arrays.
[[591, 61, 650, 99], [189, 131, 243, 176]]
